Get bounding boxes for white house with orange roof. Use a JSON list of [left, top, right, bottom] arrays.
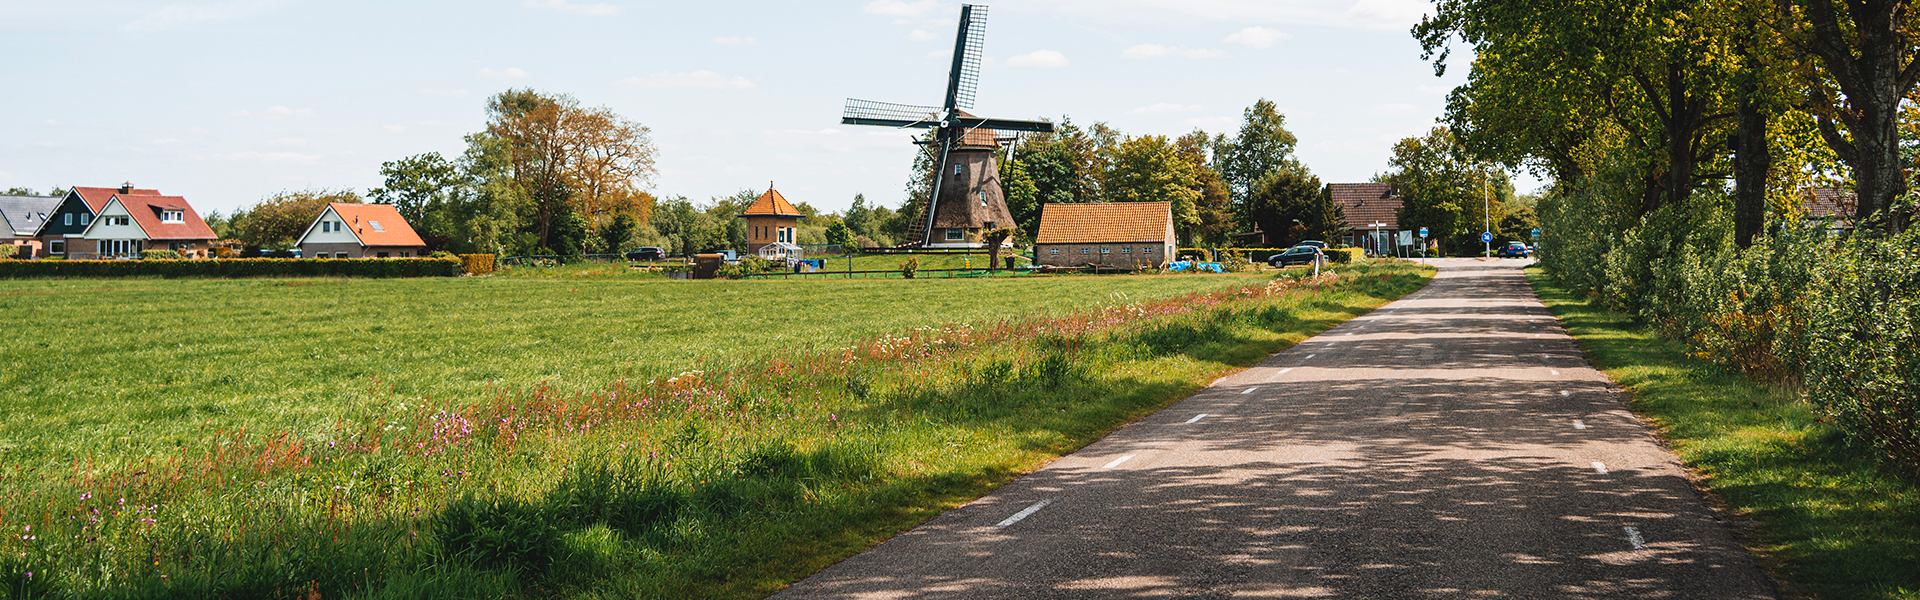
[[74, 191, 217, 259], [295, 203, 427, 258], [34, 183, 165, 258]]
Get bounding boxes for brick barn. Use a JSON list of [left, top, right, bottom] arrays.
[[1034, 202, 1175, 270]]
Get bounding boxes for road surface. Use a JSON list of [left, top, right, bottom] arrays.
[[774, 258, 1775, 599]]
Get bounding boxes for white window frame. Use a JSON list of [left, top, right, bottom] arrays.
[[49, 240, 65, 255], [945, 228, 964, 241], [161, 210, 183, 223], [1049, 248, 1059, 255], [80, 213, 89, 225], [1101, 247, 1110, 254], [63, 213, 72, 226]]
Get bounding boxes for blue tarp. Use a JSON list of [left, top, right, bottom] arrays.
[[1168, 260, 1224, 273]]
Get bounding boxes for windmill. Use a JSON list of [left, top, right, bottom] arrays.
[[841, 4, 1054, 247]]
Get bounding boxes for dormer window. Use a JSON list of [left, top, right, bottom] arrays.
[[369, 221, 385, 232], [106, 216, 129, 226], [161, 210, 184, 223]]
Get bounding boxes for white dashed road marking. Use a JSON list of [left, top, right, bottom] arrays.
[[1241, 387, 1259, 395], [1592, 462, 1609, 475], [1279, 368, 1293, 375], [1550, 370, 1560, 376], [1560, 390, 1571, 397], [1573, 420, 1587, 430], [1624, 526, 1646, 550], [1101, 455, 1135, 469], [995, 500, 1053, 528], [1185, 414, 1209, 424], [1305, 354, 1316, 360]]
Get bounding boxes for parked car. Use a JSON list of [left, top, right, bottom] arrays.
[[1498, 241, 1531, 258], [1294, 240, 1328, 250], [1268, 246, 1325, 267], [625, 247, 665, 261]]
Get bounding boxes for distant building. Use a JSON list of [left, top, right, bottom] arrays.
[[76, 193, 217, 258], [1034, 202, 1175, 270], [1331, 183, 1402, 254], [296, 203, 427, 258], [740, 187, 803, 255], [36, 184, 164, 258], [1802, 187, 1854, 220], [1, 193, 63, 256]]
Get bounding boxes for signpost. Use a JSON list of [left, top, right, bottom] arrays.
[[1482, 231, 1493, 258], [1417, 227, 1429, 264]]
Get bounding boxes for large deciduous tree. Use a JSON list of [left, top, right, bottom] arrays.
[[1213, 99, 1302, 205], [235, 189, 361, 249], [484, 89, 658, 251], [1245, 167, 1343, 248], [1103, 135, 1203, 240], [1382, 127, 1516, 253]]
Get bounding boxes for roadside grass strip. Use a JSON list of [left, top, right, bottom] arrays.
[[0, 262, 1431, 599], [1526, 266, 1920, 600]]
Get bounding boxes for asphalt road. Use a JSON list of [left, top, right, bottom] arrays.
[[774, 259, 1776, 599]]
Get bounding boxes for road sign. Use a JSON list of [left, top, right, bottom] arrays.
[[1419, 227, 1429, 238], [1481, 231, 1493, 243], [1531, 228, 1541, 239]]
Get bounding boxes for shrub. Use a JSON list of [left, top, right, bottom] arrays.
[[0, 245, 16, 260], [0, 257, 463, 278], [139, 249, 182, 260], [459, 254, 496, 276], [899, 256, 920, 279], [1324, 248, 1365, 264], [1805, 227, 1920, 478], [429, 250, 457, 259]]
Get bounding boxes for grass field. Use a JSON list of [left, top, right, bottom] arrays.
[[0, 262, 1430, 598], [1526, 267, 1920, 600]]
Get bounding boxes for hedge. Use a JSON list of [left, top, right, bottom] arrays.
[[1324, 248, 1365, 263], [460, 254, 497, 275], [0, 257, 464, 279]]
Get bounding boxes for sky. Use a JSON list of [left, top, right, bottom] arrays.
[[0, 0, 1527, 216]]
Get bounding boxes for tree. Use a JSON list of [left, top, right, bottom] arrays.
[[368, 152, 462, 248], [650, 196, 704, 257], [234, 189, 361, 249], [1175, 130, 1235, 245], [1103, 135, 1203, 243], [1214, 99, 1302, 204], [983, 227, 1015, 271], [600, 212, 638, 254], [825, 220, 856, 249], [1245, 167, 1342, 248], [1381, 127, 1515, 252], [999, 156, 1042, 240], [483, 89, 659, 251], [1771, 0, 1920, 231]]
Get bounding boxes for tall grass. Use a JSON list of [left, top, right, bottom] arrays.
[[1, 263, 1430, 598]]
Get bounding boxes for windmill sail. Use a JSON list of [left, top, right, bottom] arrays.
[[945, 5, 986, 111]]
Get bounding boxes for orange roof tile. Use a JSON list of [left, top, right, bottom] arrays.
[[327, 203, 426, 247], [1803, 187, 1854, 219], [74, 186, 161, 212], [114, 195, 216, 241], [1035, 202, 1173, 244], [1331, 183, 1400, 229], [742, 188, 803, 217]]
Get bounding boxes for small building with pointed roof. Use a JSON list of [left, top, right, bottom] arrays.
[[1034, 201, 1175, 270], [2, 193, 64, 256], [296, 203, 427, 258], [76, 193, 217, 258], [740, 187, 804, 254], [35, 183, 164, 258]]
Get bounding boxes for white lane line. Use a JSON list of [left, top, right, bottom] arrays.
[[1185, 413, 1209, 424], [1624, 526, 1646, 550], [1344, 332, 1355, 336], [1279, 368, 1293, 375], [995, 499, 1054, 527], [1101, 455, 1136, 469], [1592, 461, 1609, 474], [1560, 390, 1571, 397], [1573, 420, 1588, 430], [1550, 369, 1560, 376], [1241, 387, 1260, 395], [1305, 354, 1316, 360]]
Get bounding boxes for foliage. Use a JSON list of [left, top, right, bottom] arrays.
[[825, 220, 855, 250], [1102, 135, 1202, 236], [138, 249, 182, 260], [460, 253, 497, 275], [1244, 167, 1342, 248], [1382, 126, 1516, 252], [234, 189, 361, 248], [1805, 226, 1920, 478], [1175, 130, 1236, 246], [368, 152, 462, 242], [998, 155, 1042, 239], [0, 257, 463, 278], [1323, 248, 1365, 264], [715, 256, 785, 280], [899, 256, 920, 278], [1212, 99, 1302, 204], [0, 245, 15, 260], [484, 89, 659, 251]]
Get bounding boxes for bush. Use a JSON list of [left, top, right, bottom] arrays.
[[0, 245, 16, 260], [1324, 248, 1365, 263], [0, 257, 463, 278], [1805, 227, 1920, 478], [139, 249, 182, 260], [459, 254, 496, 275], [899, 256, 919, 279], [429, 250, 457, 259]]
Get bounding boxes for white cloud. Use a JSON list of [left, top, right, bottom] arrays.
[[1345, 0, 1430, 30], [621, 70, 756, 90], [419, 88, 471, 98], [523, 0, 620, 16], [1223, 26, 1288, 48], [907, 29, 939, 42], [213, 151, 321, 165], [711, 35, 758, 45], [863, 0, 941, 18], [122, 0, 284, 32], [44, 120, 62, 126], [1123, 44, 1228, 59], [1006, 49, 1070, 68], [233, 106, 316, 120], [1129, 103, 1205, 115], [479, 67, 530, 79]]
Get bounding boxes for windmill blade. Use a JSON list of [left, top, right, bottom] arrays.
[[943, 4, 987, 111], [842, 98, 942, 129], [951, 116, 1055, 133]]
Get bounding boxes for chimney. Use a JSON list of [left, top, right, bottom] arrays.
[[118, 182, 134, 194]]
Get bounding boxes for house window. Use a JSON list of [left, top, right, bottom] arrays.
[[953, 165, 962, 176], [336, 252, 350, 259], [1080, 248, 1089, 254], [369, 221, 385, 232], [49, 241, 64, 255], [106, 216, 129, 226], [400, 251, 412, 258], [161, 210, 183, 223], [979, 191, 987, 207], [1122, 247, 1132, 253], [1144, 247, 1155, 253], [945, 228, 964, 241], [80, 213, 89, 225], [64, 214, 72, 226], [1049, 248, 1059, 255], [376, 252, 390, 258]]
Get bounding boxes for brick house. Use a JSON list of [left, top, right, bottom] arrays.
[[76, 193, 217, 258], [36, 184, 164, 258], [296, 203, 426, 258], [1034, 202, 1175, 270], [740, 187, 803, 254], [1331, 183, 1402, 254]]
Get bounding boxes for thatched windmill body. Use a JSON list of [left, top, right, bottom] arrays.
[[841, 4, 1054, 248]]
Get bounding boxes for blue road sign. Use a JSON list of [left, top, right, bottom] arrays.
[[1481, 231, 1493, 243], [1419, 227, 1429, 238], [1531, 228, 1541, 239]]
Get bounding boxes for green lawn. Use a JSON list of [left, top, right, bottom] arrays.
[[0, 273, 1261, 465], [1525, 267, 1920, 600]]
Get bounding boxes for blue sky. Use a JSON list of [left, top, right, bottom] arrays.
[[1, 0, 1518, 216]]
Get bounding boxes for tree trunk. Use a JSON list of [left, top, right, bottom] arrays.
[[1790, 0, 1919, 233], [1734, 37, 1773, 248]]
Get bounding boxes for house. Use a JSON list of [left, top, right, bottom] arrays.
[[1, 193, 64, 256], [1803, 187, 1854, 220], [1331, 183, 1402, 254], [76, 193, 217, 258], [740, 187, 804, 255], [296, 203, 426, 258], [1034, 201, 1175, 270], [36, 184, 164, 258]]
